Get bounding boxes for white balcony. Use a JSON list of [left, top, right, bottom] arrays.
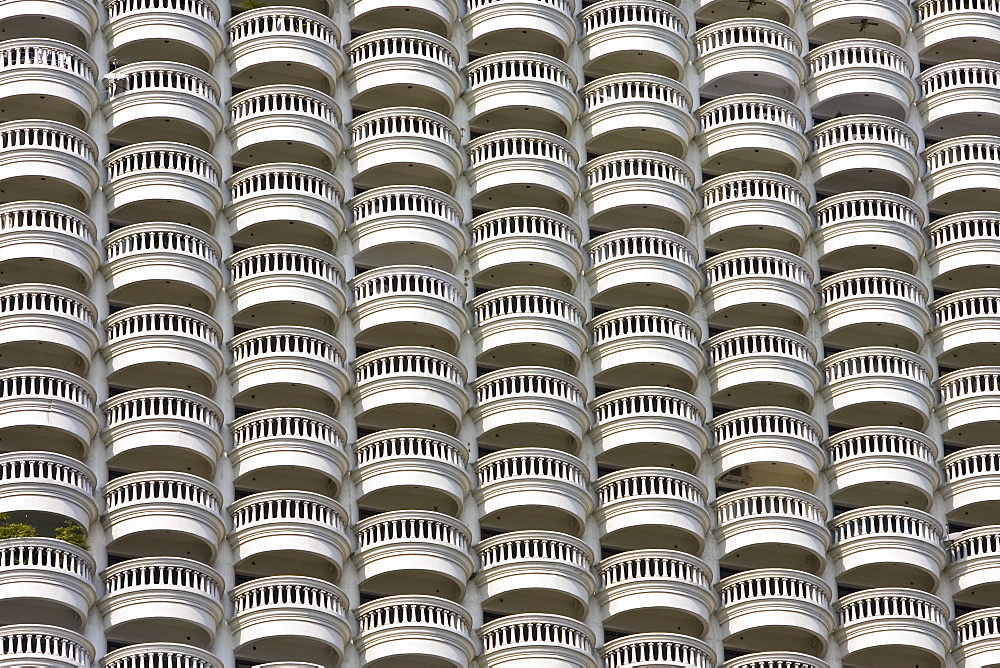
[[698, 94, 809, 175], [479, 613, 597, 668], [0, 625, 93, 668], [956, 608, 1000, 668], [943, 445, 1000, 525], [0, 120, 97, 210], [588, 228, 700, 310], [0, 368, 97, 457], [915, 0, 1000, 62], [695, 19, 804, 100], [925, 136, 1000, 214], [472, 286, 586, 372], [933, 289, 1000, 367], [818, 269, 929, 351], [603, 633, 716, 668], [463, 0, 575, 57], [807, 40, 915, 120], [919, 60, 1000, 138], [938, 367, 1000, 445], [352, 265, 466, 353], [598, 549, 714, 637], [949, 526, 1000, 604], [809, 115, 919, 196], [0, 452, 96, 528], [596, 467, 710, 553], [835, 588, 951, 667], [812, 191, 924, 272], [103, 644, 223, 668], [0, 537, 94, 629], [0, 202, 98, 290], [0, 40, 97, 127], [700, 171, 810, 253], [803, 0, 911, 44], [0, 0, 97, 46], [355, 595, 476, 668], [591, 386, 708, 472], [580, 0, 689, 78], [696, 0, 795, 24], [928, 212, 1000, 291], [465, 52, 577, 134], [100, 557, 224, 647], [473, 366, 588, 452], [103, 471, 224, 562], [105, 0, 223, 70], [0, 283, 96, 372], [822, 347, 934, 430], [349, 0, 457, 37]]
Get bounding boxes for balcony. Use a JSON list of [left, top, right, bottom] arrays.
[[349, 108, 462, 192], [598, 549, 714, 637], [104, 142, 222, 231], [938, 367, 1000, 445], [353, 428, 470, 515], [581, 73, 694, 157], [587, 228, 700, 310], [105, 0, 223, 70], [227, 7, 342, 92], [698, 94, 809, 176], [956, 608, 1000, 668], [468, 207, 583, 289], [834, 588, 951, 667], [696, 0, 795, 24], [949, 526, 1000, 605], [355, 596, 476, 668], [0, 452, 96, 530], [925, 136, 1000, 214], [475, 447, 592, 535], [104, 61, 222, 150], [467, 129, 580, 213], [477, 530, 595, 619], [579, 0, 689, 78], [584, 151, 697, 233], [812, 190, 924, 272], [0, 537, 94, 629], [349, 186, 464, 270], [479, 613, 597, 668], [695, 19, 804, 100], [230, 408, 347, 495], [595, 467, 710, 553], [354, 510, 473, 599], [463, 0, 574, 57], [920, 60, 1000, 138], [806, 40, 915, 120], [229, 326, 349, 414], [229, 490, 350, 579], [100, 557, 223, 647], [102, 388, 223, 478], [103, 644, 223, 668], [810, 115, 919, 196], [472, 286, 586, 372], [346, 28, 460, 113], [942, 445, 1000, 525], [915, 0, 1000, 62], [0, 625, 93, 668], [0, 120, 97, 210], [349, 0, 457, 37], [933, 289, 1000, 367], [700, 171, 810, 253], [821, 347, 934, 430], [928, 212, 1000, 291], [0, 0, 97, 46], [0, 368, 97, 457], [723, 653, 828, 668], [712, 407, 824, 492], [803, 0, 911, 44], [104, 222, 223, 312], [817, 269, 929, 351], [706, 327, 820, 411], [472, 366, 588, 452], [716, 569, 834, 655], [0, 202, 98, 290], [0, 40, 97, 127], [228, 85, 341, 170], [229, 576, 350, 665], [603, 633, 715, 668], [0, 283, 97, 372], [591, 386, 707, 472]]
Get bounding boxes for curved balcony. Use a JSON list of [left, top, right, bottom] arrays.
[[598, 549, 714, 637], [355, 595, 476, 668], [229, 490, 350, 579], [700, 171, 810, 253], [591, 386, 707, 472], [102, 388, 223, 478], [712, 407, 824, 492], [580, 0, 689, 78], [704, 248, 814, 332], [0, 0, 97, 45], [589, 307, 703, 390], [473, 366, 588, 452], [468, 129, 580, 213], [584, 151, 696, 233], [818, 269, 929, 351], [349, 186, 463, 270], [479, 613, 597, 668], [468, 207, 583, 289], [349, 0, 457, 36], [943, 445, 1000, 525], [696, 0, 795, 24], [698, 94, 809, 176], [0, 368, 96, 457], [103, 222, 223, 312], [104, 61, 222, 150], [949, 526, 1000, 605], [919, 60, 1000, 138], [809, 115, 919, 195], [230, 408, 347, 495], [102, 643, 223, 668], [464, 0, 574, 57], [603, 633, 716, 668], [354, 510, 472, 599], [587, 228, 700, 310], [227, 162, 344, 250], [229, 326, 349, 414], [227, 7, 342, 91], [229, 85, 341, 170], [938, 367, 1000, 445], [0, 40, 97, 127], [928, 212, 1000, 291], [595, 467, 710, 553], [346, 28, 460, 113], [0, 625, 93, 668], [353, 429, 469, 515], [822, 347, 934, 430], [925, 136, 1000, 214], [353, 347, 467, 433], [716, 569, 834, 656], [956, 608, 1000, 668], [0, 283, 96, 373], [349, 108, 461, 192], [807, 40, 915, 120], [835, 588, 951, 666], [477, 530, 595, 619], [0, 202, 98, 290], [105, 0, 223, 70], [475, 447, 592, 535], [933, 289, 1000, 367], [803, 0, 910, 44], [706, 327, 820, 411], [351, 265, 465, 353], [0, 537, 94, 629], [812, 191, 924, 272], [0, 120, 97, 210], [104, 142, 222, 231], [229, 576, 350, 666], [723, 653, 828, 668], [100, 557, 223, 647], [695, 19, 804, 100], [103, 471, 224, 562], [915, 0, 1000, 61], [0, 452, 96, 528]]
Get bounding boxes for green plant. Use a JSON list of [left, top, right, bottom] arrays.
[[239, 0, 264, 9], [0, 513, 36, 540], [55, 522, 89, 550]]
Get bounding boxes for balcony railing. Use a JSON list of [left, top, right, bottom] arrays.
[[603, 633, 715, 668], [464, 0, 576, 57], [480, 613, 597, 668], [355, 595, 476, 667], [0, 625, 93, 667], [809, 115, 919, 195], [834, 588, 952, 664], [919, 59, 1000, 137], [694, 19, 804, 99], [812, 191, 924, 271], [103, 643, 223, 668], [700, 171, 810, 252], [806, 39, 915, 119], [105, 0, 223, 69], [817, 268, 929, 350], [580, 0, 689, 78], [0, 451, 97, 528]]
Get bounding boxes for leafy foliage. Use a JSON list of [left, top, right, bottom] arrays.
[[0, 514, 36, 540], [55, 522, 90, 550]]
